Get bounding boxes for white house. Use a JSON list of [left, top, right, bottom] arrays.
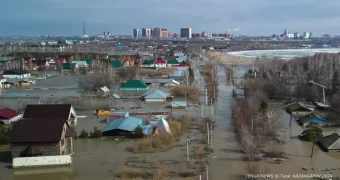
[[2, 70, 31, 79], [0, 108, 23, 125], [72, 61, 88, 68]]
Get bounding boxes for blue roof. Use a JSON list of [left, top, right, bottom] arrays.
[[103, 116, 142, 132], [141, 125, 153, 135], [144, 89, 170, 99], [176, 56, 187, 62], [171, 101, 187, 107], [174, 53, 185, 57]]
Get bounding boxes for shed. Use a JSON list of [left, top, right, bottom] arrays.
[[0, 108, 22, 125], [171, 101, 187, 110], [141, 89, 172, 103], [102, 116, 142, 137], [318, 133, 340, 152], [72, 61, 88, 68], [154, 119, 172, 136], [141, 125, 154, 135], [163, 79, 180, 87], [120, 80, 148, 91], [167, 60, 180, 67], [297, 113, 329, 127], [286, 102, 313, 117]]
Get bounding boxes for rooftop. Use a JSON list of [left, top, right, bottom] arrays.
[[103, 116, 142, 132]]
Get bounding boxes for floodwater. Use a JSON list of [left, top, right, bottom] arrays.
[[209, 61, 340, 179]]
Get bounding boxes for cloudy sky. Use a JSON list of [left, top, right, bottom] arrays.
[[0, 0, 339, 36]]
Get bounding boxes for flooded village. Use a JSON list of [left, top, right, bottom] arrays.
[[1, 42, 340, 180]]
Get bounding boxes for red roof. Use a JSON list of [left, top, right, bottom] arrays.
[[51, 58, 66, 64], [0, 108, 20, 119], [122, 56, 134, 62], [155, 58, 166, 64]]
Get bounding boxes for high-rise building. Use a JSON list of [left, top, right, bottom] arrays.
[[303, 32, 312, 39], [168, 32, 174, 39], [103, 32, 111, 36], [284, 29, 289, 36], [161, 28, 168, 38], [151, 29, 155, 37], [133, 29, 139, 37], [180, 28, 192, 38], [142, 28, 152, 37], [154, 28, 161, 38], [192, 33, 201, 38], [174, 33, 180, 38], [293, 32, 299, 39]]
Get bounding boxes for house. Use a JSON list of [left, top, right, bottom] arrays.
[[102, 116, 142, 137], [154, 119, 172, 136], [2, 70, 31, 79], [122, 56, 134, 66], [286, 102, 314, 117], [141, 60, 155, 68], [0, 108, 22, 125], [72, 61, 88, 68], [110, 60, 124, 68], [297, 113, 329, 127], [0, 75, 6, 90], [180, 61, 190, 67], [10, 118, 74, 158], [155, 58, 167, 69], [164, 79, 180, 87], [62, 63, 78, 75], [23, 104, 78, 125], [49, 58, 66, 66], [171, 101, 187, 110], [33, 60, 49, 70], [166, 60, 180, 67], [141, 89, 173, 103], [318, 133, 340, 152], [107, 112, 129, 123], [120, 80, 148, 91]]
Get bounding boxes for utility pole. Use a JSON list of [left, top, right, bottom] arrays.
[[186, 139, 190, 162], [202, 103, 204, 118], [251, 118, 254, 136], [210, 120, 213, 149], [323, 87, 326, 104], [205, 89, 208, 105], [207, 122, 210, 145], [206, 162, 209, 180], [311, 133, 315, 157]]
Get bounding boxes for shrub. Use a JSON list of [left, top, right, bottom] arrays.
[[0, 125, 11, 145], [133, 139, 153, 153], [170, 86, 200, 102], [116, 168, 144, 179], [79, 129, 88, 138], [133, 126, 145, 138], [299, 123, 323, 142], [153, 165, 168, 180], [90, 127, 102, 138]]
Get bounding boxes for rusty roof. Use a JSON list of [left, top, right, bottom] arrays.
[[10, 118, 69, 143], [23, 104, 73, 120]]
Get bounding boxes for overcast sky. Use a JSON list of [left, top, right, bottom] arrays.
[[0, 0, 339, 36]]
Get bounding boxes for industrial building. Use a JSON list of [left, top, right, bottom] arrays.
[[180, 28, 192, 38], [133, 28, 140, 38]]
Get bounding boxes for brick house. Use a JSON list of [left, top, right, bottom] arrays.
[[10, 118, 74, 158]]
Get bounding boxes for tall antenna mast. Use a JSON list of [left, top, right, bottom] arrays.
[[83, 20, 85, 35]]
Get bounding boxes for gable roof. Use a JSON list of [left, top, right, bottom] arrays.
[[171, 101, 187, 107], [155, 58, 166, 64], [286, 102, 313, 113], [85, 58, 94, 64], [23, 104, 74, 120], [297, 113, 326, 124], [72, 61, 88, 66], [0, 108, 20, 119], [121, 80, 148, 89], [141, 125, 153, 135], [110, 60, 124, 68], [142, 60, 154, 65], [319, 133, 340, 149], [3, 70, 30, 75], [122, 56, 134, 62], [10, 118, 69, 143], [51, 58, 66, 64], [144, 89, 170, 99], [103, 116, 142, 132], [167, 59, 179, 64]]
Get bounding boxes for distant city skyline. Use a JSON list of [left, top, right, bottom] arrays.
[[1, 0, 340, 36]]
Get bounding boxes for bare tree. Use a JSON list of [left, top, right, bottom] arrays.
[[78, 73, 114, 91]]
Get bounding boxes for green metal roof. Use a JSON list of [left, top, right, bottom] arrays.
[[144, 89, 170, 99], [167, 59, 179, 64], [110, 60, 124, 68], [63, 63, 72, 70], [121, 80, 148, 89], [142, 60, 154, 65]]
